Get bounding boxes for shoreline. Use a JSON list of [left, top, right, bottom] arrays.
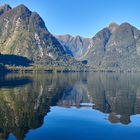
[[1, 65, 140, 73]]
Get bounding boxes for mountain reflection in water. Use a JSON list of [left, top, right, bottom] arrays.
[[0, 73, 140, 140]]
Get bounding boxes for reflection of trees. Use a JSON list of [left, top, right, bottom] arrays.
[[0, 82, 47, 139], [0, 75, 32, 88], [57, 73, 140, 125], [57, 81, 92, 108], [0, 73, 80, 140], [87, 73, 140, 124]]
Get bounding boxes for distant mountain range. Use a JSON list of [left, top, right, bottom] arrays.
[[1, 3, 140, 71], [55, 35, 91, 60]]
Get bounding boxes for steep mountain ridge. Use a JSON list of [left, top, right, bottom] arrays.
[[101, 23, 140, 70], [85, 27, 112, 67], [0, 4, 85, 70], [78, 22, 140, 71], [0, 4, 64, 61]]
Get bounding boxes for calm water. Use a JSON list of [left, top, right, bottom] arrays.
[[0, 73, 140, 140]]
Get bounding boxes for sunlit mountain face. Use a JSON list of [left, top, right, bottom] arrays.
[[0, 73, 140, 140]]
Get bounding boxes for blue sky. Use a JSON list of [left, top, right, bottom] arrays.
[[1, 0, 140, 37]]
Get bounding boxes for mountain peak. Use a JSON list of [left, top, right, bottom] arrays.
[[13, 4, 31, 13], [0, 3, 12, 16], [108, 22, 119, 33], [120, 22, 133, 27], [75, 35, 83, 39], [0, 3, 12, 9], [16, 4, 28, 9]]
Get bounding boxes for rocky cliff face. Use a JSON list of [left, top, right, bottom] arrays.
[[56, 34, 91, 60], [85, 27, 112, 67]]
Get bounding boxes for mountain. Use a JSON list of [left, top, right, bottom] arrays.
[[84, 26, 112, 67], [1, 3, 140, 71], [0, 4, 85, 70], [101, 23, 140, 71], [56, 34, 91, 60], [82, 23, 119, 67], [83, 22, 140, 71]]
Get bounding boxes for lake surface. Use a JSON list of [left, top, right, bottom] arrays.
[[0, 72, 140, 140]]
